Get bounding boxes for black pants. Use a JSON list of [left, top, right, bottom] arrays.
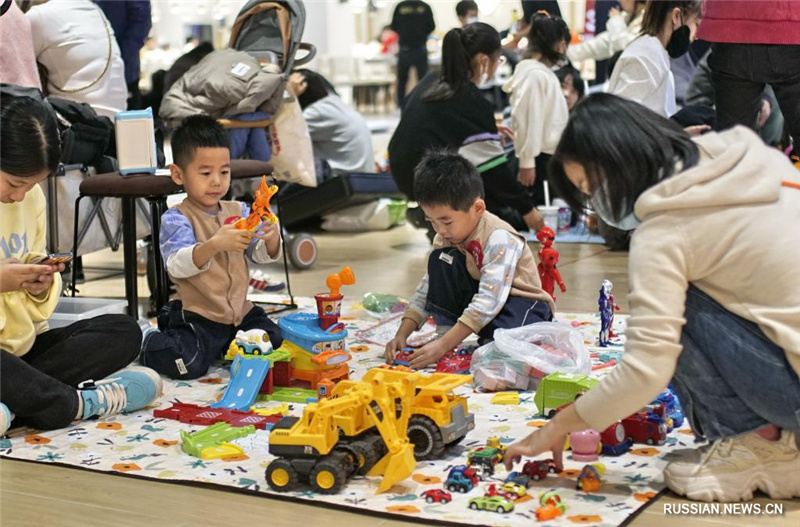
[[0, 314, 141, 430], [425, 248, 552, 341], [141, 301, 282, 380], [708, 43, 800, 143], [397, 46, 429, 110]]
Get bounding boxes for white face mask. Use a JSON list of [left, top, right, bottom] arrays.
[[466, 16, 479, 24], [591, 193, 641, 231]]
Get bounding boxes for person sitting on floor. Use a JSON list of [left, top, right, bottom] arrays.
[[140, 115, 282, 380], [0, 94, 160, 435], [384, 151, 554, 369], [287, 68, 374, 175], [505, 94, 800, 503]]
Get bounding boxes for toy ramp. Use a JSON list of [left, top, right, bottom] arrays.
[[211, 355, 271, 411]]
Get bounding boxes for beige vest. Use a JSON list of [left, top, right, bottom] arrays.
[[434, 212, 556, 314], [172, 199, 252, 326]]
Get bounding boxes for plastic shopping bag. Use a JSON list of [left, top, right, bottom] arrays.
[[470, 322, 591, 392], [267, 92, 317, 187]]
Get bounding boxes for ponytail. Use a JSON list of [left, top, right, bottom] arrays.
[[527, 12, 569, 65], [423, 22, 500, 102]]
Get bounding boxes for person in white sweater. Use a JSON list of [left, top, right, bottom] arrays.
[[503, 12, 569, 201], [567, 0, 646, 63], [505, 94, 800, 503], [608, 0, 701, 117], [26, 0, 127, 118]]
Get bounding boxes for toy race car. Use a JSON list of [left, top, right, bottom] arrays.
[[421, 489, 452, 504], [468, 495, 515, 514]]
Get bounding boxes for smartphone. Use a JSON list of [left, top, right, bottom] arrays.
[[32, 252, 74, 265]]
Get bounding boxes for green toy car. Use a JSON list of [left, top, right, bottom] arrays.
[[533, 372, 599, 418], [468, 495, 515, 514]]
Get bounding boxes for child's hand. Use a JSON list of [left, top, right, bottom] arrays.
[[407, 339, 449, 369], [22, 273, 56, 296], [0, 259, 59, 293], [211, 224, 254, 252], [517, 167, 536, 187], [504, 424, 566, 473], [385, 336, 408, 364], [256, 222, 281, 258]]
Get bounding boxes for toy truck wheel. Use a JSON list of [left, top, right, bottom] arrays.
[[646, 438, 654, 446], [497, 506, 506, 514], [310, 453, 350, 494], [547, 409, 557, 418], [364, 433, 388, 460], [441, 496, 450, 504], [469, 502, 479, 510], [532, 473, 541, 481], [287, 233, 317, 270], [426, 496, 435, 504], [266, 458, 299, 492], [407, 415, 445, 460], [348, 439, 379, 476], [448, 484, 458, 492]]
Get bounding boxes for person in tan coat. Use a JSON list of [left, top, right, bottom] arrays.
[[505, 94, 800, 503], [140, 115, 282, 379]]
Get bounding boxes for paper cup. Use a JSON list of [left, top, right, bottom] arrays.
[[539, 206, 559, 231]]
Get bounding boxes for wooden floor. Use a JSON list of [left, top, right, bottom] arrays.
[[2, 224, 797, 526]]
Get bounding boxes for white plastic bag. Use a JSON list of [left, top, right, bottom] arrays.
[[267, 92, 317, 187], [321, 199, 406, 232], [470, 322, 591, 392]]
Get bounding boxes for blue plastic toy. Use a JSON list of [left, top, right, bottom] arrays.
[[211, 354, 271, 411]]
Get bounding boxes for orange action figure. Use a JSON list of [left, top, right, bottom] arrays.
[[232, 176, 279, 231]]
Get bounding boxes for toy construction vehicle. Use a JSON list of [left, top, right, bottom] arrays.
[[334, 368, 475, 460], [265, 370, 419, 494]]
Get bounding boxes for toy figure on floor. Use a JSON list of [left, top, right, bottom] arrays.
[[598, 282, 612, 347], [226, 175, 278, 231], [536, 227, 566, 302], [603, 280, 621, 338]]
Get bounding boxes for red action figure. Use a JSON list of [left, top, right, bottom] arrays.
[[536, 227, 566, 302]]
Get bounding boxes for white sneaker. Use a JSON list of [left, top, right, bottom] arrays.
[[664, 430, 800, 502]]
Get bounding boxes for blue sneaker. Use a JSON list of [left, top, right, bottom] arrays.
[[0, 403, 13, 435], [78, 366, 163, 420]]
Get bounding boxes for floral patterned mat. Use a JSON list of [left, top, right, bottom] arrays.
[[0, 301, 694, 527]]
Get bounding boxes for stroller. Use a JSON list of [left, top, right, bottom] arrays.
[[227, 0, 318, 270]]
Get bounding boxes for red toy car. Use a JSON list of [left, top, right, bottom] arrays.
[[393, 349, 413, 367], [435, 355, 472, 374], [621, 412, 667, 445], [523, 459, 557, 481], [421, 489, 452, 504]]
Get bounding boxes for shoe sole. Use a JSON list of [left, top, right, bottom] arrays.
[[666, 459, 800, 502]]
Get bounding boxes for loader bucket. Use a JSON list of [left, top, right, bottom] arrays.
[[368, 443, 417, 494]]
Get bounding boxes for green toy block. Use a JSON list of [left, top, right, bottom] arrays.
[[180, 422, 256, 458], [258, 386, 318, 404]]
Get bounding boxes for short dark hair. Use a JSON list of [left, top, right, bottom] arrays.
[[292, 68, 337, 109], [171, 114, 229, 169], [456, 0, 478, 18], [555, 65, 585, 99], [549, 94, 699, 222], [0, 96, 61, 177], [414, 150, 484, 211], [641, 0, 701, 37], [527, 12, 570, 65]]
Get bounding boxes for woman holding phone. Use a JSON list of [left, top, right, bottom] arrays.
[[0, 94, 161, 436]]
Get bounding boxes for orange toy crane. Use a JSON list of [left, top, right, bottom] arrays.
[[233, 176, 279, 231]]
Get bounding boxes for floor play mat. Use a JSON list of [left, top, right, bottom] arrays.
[[0, 298, 695, 527]]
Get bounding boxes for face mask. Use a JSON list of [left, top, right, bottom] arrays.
[[466, 16, 478, 24], [666, 23, 691, 58], [591, 194, 641, 231]]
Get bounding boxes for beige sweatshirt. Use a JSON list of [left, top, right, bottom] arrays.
[[575, 126, 800, 432]]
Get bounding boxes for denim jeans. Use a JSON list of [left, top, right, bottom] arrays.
[[424, 247, 552, 341], [671, 285, 800, 441], [396, 46, 428, 110], [141, 301, 281, 380], [0, 314, 141, 430], [708, 43, 800, 143]]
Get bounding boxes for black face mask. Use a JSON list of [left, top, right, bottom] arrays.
[[666, 24, 691, 58]]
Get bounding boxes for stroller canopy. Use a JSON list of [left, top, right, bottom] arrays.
[[229, 0, 311, 72]]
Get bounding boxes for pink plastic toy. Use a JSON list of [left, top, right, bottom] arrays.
[[569, 429, 601, 462]]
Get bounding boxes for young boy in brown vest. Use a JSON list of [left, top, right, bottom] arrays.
[[140, 115, 282, 379], [385, 151, 554, 369]]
